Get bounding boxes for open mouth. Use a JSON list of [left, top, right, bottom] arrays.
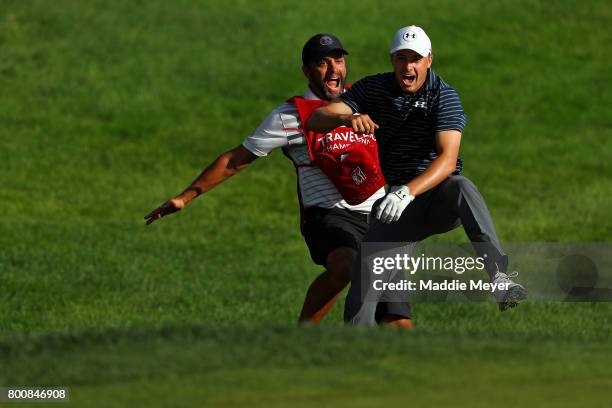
[[325, 77, 341, 91], [402, 73, 416, 85]]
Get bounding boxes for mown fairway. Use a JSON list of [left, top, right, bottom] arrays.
[[1, 0, 611, 406]]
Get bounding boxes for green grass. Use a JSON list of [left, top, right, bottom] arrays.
[[1, 0, 611, 406], [2, 325, 611, 407]]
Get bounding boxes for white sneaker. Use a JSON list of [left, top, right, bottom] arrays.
[[492, 271, 528, 311]]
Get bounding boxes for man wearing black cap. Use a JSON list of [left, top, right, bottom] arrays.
[[144, 34, 412, 328]]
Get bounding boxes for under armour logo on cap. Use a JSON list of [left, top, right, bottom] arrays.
[[403, 31, 417, 41], [390, 25, 432, 57]]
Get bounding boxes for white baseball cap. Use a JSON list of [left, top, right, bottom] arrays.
[[389, 25, 432, 57]]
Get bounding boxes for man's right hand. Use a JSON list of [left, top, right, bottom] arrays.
[[345, 113, 379, 134], [144, 198, 185, 225]]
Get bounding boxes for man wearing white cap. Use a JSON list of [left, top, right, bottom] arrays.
[[308, 26, 527, 325]]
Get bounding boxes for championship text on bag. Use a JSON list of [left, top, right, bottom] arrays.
[[291, 96, 386, 205]]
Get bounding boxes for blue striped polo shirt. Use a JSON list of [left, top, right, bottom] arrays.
[[340, 69, 466, 185]]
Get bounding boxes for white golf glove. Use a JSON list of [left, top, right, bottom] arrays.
[[375, 185, 415, 224]]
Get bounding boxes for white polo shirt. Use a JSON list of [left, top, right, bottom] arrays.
[[242, 88, 385, 213]]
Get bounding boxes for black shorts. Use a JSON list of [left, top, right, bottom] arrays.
[[301, 206, 369, 266], [302, 206, 412, 321]]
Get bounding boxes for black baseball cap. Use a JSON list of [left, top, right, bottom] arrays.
[[302, 33, 349, 65]]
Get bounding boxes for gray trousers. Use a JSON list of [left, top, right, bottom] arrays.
[[344, 175, 507, 325]]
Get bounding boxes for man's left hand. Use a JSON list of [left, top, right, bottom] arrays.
[[375, 185, 415, 224]]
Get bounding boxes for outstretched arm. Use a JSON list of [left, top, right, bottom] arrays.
[[144, 145, 257, 224], [307, 99, 379, 134]]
